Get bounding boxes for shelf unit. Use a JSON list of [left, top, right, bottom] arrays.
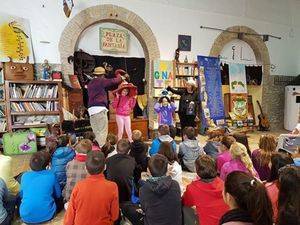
[[173, 60, 198, 88], [0, 83, 6, 133], [5, 80, 63, 132]]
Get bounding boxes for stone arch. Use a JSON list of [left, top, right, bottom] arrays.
[[59, 4, 160, 128], [209, 26, 274, 127]]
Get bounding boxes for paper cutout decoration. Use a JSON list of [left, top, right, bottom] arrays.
[[0, 13, 34, 63], [229, 63, 247, 94], [153, 60, 174, 88]]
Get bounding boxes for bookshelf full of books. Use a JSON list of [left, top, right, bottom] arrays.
[[4, 80, 63, 131], [173, 61, 199, 88]]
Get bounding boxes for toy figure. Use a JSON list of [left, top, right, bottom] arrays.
[[42, 59, 51, 80]]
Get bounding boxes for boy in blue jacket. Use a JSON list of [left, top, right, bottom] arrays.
[[20, 151, 62, 224], [149, 125, 176, 156], [50, 135, 75, 189]]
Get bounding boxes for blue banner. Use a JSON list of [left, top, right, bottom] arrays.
[[197, 56, 225, 127]]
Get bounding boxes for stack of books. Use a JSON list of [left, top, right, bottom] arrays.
[[10, 84, 58, 99]]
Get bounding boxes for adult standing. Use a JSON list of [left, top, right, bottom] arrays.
[[167, 80, 199, 132], [87, 67, 127, 147]]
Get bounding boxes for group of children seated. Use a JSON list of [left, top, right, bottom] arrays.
[[0, 125, 299, 225]]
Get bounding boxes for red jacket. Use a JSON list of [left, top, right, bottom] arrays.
[[112, 95, 136, 116], [64, 174, 119, 225], [182, 177, 229, 225]]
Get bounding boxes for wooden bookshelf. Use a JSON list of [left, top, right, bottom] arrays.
[[173, 60, 198, 88], [5, 80, 63, 132]]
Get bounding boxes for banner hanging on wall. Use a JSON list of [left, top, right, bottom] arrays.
[[153, 60, 174, 89], [229, 63, 247, 93], [0, 12, 34, 63], [198, 55, 225, 126], [100, 27, 129, 53]]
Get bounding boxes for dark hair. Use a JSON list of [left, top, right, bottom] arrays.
[[221, 135, 236, 149], [158, 141, 178, 164], [278, 165, 300, 225], [169, 126, 177, 139], [183, 127, 196, 140], [107, 133, 117, 146], [233, 133, 251, 156], [224, 171, 273, 225], [75, 139, 93, 154], [46, 140, 58, 155], [148, 154, 168, 177], [158, 96, 171, 104], [85, 151, 105, 175], [57, 135, 68, 147], [117, 139, 131, 154], [268, 153, 294, 182], [195, 155, 217, 179], [83, 131, 96, 142], [158, 124, 170, 136], [30, 151, 51, 171]]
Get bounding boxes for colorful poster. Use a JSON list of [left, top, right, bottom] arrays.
[[229, 94, 248, 120], [0, 13, 34, 63], [198, 56, 225, 126], [153, 60, 174, 88], [229, 63, 247, 93], [100, 27, 129, 53]]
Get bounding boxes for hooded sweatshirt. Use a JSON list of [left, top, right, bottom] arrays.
[[149, 135, 176, 156], [130, 140, 148, 171], [112, 95, 136, 116], [51, 146, 75, 188], [140, 176, 182, 225], [179, 139, 204, 172]]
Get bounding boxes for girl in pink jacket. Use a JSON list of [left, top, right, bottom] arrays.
[[112, 82, 137, 142]]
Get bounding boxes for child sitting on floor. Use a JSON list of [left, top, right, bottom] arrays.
[[102, 133, 118, 158], [149, 124, 177, 156], [20, 151, 62, 224], [64, 151, 119, 225], [179, 127, 204, 172], [63, 139, 92, 203], [0, 178, 16, 225], [130, 130, 148, 172], [83, 131, 100, 151], [50, 135, 75, 189]]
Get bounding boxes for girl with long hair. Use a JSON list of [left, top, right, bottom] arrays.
[[220, 171, 273, 225], [251, 135, 277, 181], [277, 165, 300, 225], [220, 142, 259, 180]]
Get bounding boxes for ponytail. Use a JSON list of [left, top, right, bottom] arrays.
[[225, 171, 273, 225]]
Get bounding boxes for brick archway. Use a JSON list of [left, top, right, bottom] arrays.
[[59, 4, 160, 128], [209, 26, 275, 127]]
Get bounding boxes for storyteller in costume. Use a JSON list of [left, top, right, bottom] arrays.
[[112, 82, 137, 142], [87, 67, 127, 147], [167, 80, 199, 132]]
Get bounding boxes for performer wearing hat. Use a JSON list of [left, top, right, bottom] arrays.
[[167, 79, 199, 133], [112, 82, 137, 142], [87, 67, 127, 147]]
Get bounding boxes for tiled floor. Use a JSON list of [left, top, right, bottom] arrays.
[[10, 129, 286, 225]]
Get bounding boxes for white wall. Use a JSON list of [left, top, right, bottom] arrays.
[[77, 23, 144, 57], [1, 0, 300, 76]]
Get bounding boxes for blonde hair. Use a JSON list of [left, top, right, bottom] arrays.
[[132, 130, 142, 141], [230, 142, 255, 175], [258, 134, 276, 166]]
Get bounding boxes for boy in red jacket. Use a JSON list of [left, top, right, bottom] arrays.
[[182, 155, 229, 225], [64, 151, 119, 225]]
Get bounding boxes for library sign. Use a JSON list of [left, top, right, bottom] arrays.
[[100, 27, 129, 53]]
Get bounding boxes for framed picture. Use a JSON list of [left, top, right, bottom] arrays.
[[178, 35, 191, 51]]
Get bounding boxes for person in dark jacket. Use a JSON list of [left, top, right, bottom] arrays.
[[50, 135, 75, 189], [87, 67, 127, 147], [130, 130, 148, 172], [167, 80, 199, 132], [140, 154, 182, 225], [106, 139, 137, 203]]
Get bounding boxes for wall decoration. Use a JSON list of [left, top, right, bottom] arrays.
[[3, 57, 33, 81], [228, 94, 248, 121], [229, 63, 247, 94], [0, 13, 34, 63], [153, 60, 174, 88], [100, 27, 129, 53], [178, 35, 191, 51], [198, 56, 225, 127]]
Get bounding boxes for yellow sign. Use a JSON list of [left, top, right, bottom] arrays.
[[100, 28, 129, 53]]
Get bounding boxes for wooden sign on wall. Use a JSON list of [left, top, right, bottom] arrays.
[[100, 27, 129, 53]]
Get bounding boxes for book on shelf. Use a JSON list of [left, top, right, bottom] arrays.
[[0, 120, 6, 132], [10, 83, 58, 99], [11, 102, 58, 112]]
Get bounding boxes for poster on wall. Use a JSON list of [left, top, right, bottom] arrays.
[[229, 63, 247, 94], [0, 12, 34, 63], [100, 27, 129, 53], [229, 94, 248, 121], [153, 60, 174, 89], [198, 56, 225, 126]]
